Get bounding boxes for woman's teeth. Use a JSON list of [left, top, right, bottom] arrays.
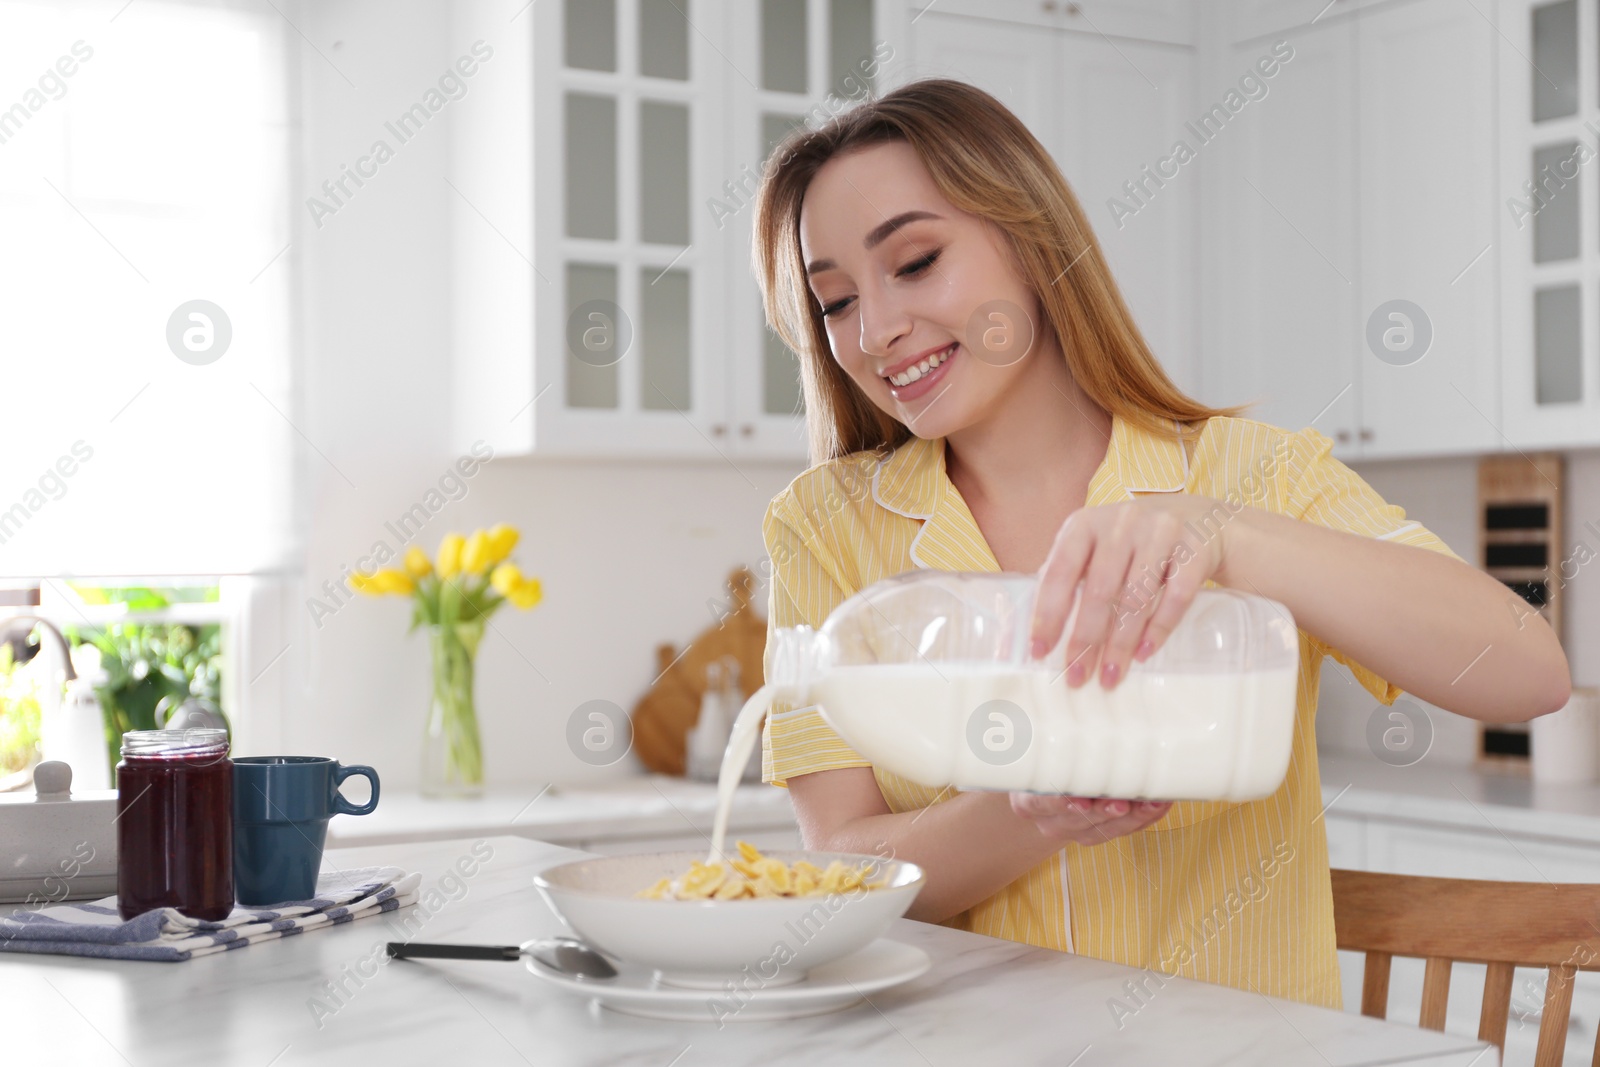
[[887, 345, 953, 387]]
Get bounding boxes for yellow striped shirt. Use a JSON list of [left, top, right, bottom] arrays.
[[759, 412, 1464, 1009]]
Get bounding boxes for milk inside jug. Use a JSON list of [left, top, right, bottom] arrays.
[[755, 571, 1302, 802]]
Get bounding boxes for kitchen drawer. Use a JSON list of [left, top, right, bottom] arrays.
[[1367, 821, 1600, 883], [577, 828, 802, 857], [1323, 813, 1366, 871]]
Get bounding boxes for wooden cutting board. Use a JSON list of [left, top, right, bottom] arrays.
[[631, 566, 766, 776]]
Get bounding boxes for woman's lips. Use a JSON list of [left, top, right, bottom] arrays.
[[885, 343, 956, 402]]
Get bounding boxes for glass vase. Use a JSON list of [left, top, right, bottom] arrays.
[[422, 620, 485, 798]]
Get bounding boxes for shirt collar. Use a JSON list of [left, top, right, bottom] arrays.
[[870, 412, 1191, 571]]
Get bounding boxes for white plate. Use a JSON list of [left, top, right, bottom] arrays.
[[524, 938, 931, 1023]]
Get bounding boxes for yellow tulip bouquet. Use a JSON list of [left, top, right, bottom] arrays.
[[350, 525, 542, 796]]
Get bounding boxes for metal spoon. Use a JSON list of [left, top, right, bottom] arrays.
[[386, 936, 618, 980]]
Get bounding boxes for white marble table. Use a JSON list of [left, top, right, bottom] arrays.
[[1, 836, 1498, 1066]]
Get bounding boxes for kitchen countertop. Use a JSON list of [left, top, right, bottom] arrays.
[[1, 835, 1497, 1066], [325, 774, 797, 847], [1318, 749, 1600, 844]]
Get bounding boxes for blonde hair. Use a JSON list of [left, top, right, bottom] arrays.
[[752, 78, 1248, 465]]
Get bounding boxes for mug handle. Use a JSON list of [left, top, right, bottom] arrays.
[[333, 764, 381, 816]]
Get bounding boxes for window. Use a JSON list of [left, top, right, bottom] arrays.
[[0, 0, 295, 576]]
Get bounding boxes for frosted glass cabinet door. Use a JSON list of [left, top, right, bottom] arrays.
[[638, 0, 689, 79], [1499, 0, 1600, 448], [532, 0, 732, 456], [1535, 285, 1582, 405], [566, 93, 618, 241], [565, 262, 623, 410], [722, 0, 880, 459], [565, 0, 616, 71], [1531, 0, 1577, 121]]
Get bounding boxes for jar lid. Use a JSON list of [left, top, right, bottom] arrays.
[[121, 728, 228, 757]]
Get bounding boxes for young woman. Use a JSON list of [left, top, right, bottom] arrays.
[[749, 79, 1571, 1009]]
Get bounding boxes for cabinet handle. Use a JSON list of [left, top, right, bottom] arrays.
[[1336, 430, 1352, 444], [1359, 428, 1374, 443]]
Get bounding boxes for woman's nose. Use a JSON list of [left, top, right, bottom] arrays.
[[857, 289, 912, 360]]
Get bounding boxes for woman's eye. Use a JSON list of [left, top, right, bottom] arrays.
[[816, 250, 940, 319], [899, 250, 940, 276]]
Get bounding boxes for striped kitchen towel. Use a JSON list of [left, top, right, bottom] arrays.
[[0, 866, 421, 961]]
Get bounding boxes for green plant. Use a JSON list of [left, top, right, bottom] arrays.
[[0, 645, 43, 778], [62, 585, 227, 780]]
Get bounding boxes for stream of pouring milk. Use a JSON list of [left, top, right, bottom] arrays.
[[706, 684, 774, 865]]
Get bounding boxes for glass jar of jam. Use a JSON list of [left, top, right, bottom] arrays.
[[116, 728, 234, 921]]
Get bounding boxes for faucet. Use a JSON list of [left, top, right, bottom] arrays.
[[1, 613, 77, 681]]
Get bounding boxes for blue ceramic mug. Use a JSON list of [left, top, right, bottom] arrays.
[[232, 757, 380, 906]]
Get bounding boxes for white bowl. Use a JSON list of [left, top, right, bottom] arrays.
[[533, 849, 925, 989]]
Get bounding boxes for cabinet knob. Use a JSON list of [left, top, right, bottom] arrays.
[[711, 424, 727, 437], [1042, 0, 1057, 11], [740, 424, 754, 437], [1065, 2, 1081, 15], [1335, 430, 1352, 445], [1359, 428, 1374, 442]]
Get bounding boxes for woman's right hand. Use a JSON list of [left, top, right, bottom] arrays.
[[1009, 793, 1172, 846]]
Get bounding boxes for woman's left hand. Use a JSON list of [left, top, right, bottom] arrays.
[[1028, 494, 1236, 689]]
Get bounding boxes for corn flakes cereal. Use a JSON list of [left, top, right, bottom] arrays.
[[634, 841, 893, 900]]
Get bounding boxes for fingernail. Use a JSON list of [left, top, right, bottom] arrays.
[[1107, 801, 1127, 816], [1101, 661, 1120, 688], [1067, 662, 1085, 686], [1030, 636, 1048, 659], [1135, 639, 1155, 661]]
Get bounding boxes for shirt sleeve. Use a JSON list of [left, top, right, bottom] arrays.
[[1279, 425, 1470, 706], [760, 493, 872, 788]]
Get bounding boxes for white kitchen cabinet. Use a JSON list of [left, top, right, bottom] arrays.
[[909, 7, 1201, 393], [1203, 0, 1500, 460], [1355, 0, 1500, 459], [1366, 820, 1600, 882], [1498, 0, 1600, 450], [719, 0, 895, 460], [1227, 0, 1405, 44], [1205, 14, 1361, 444], [526, 0, 731, 458], [906, 10, 1060, 143], [1322, 810, 1366, 869], [1057, 36, 1202, 395], [919, 0, 1195, 46], [454, 0, 896, 460]]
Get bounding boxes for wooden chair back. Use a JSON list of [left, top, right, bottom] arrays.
[[1331, 868, 1600, 1067]]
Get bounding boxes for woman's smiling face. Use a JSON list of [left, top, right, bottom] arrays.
[[798, 140, 1043, 439]]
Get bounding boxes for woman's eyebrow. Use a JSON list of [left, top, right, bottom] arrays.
[[805, 210, 944, 276]]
